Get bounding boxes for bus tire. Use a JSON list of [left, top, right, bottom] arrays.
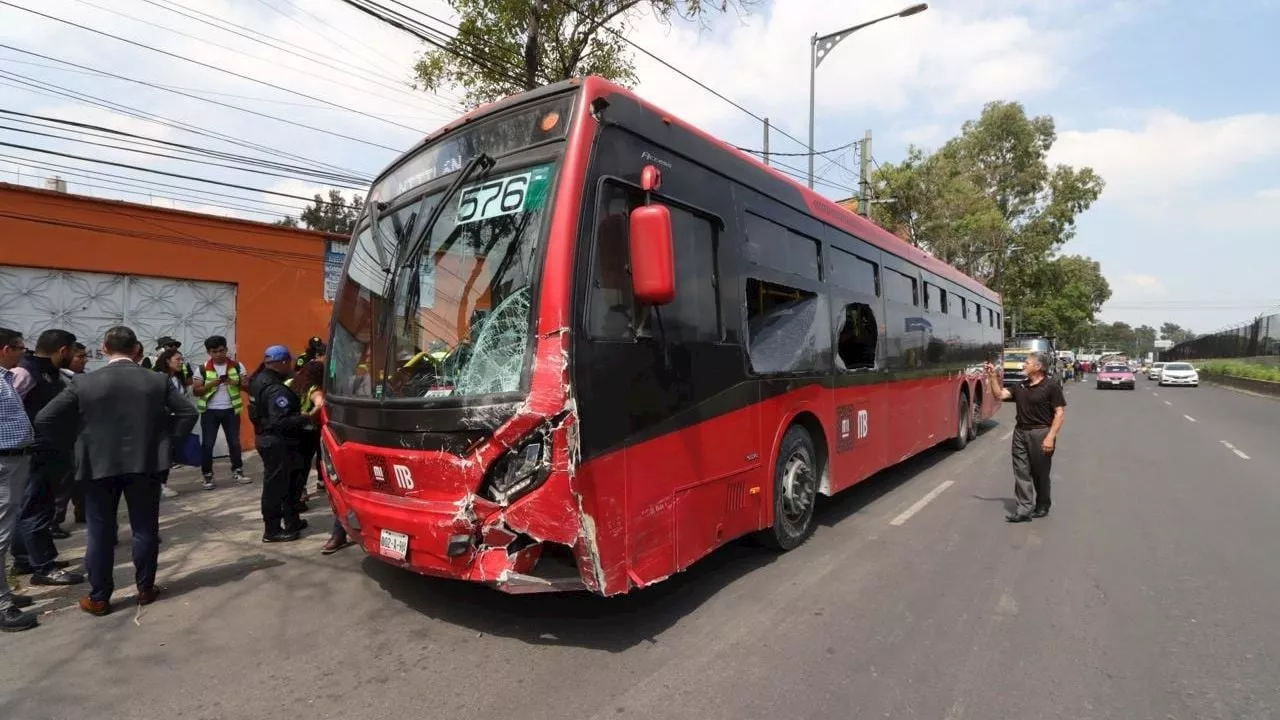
[[949, 393, 971, 451], [758, 425, 819, 552]]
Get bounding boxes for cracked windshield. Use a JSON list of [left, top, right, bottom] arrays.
[[329, 162, 556, 400]]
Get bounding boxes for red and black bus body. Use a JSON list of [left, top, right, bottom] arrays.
[[322, 76, 1003, 596]]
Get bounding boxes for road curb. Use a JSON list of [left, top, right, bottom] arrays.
[[1201, 374, 1280, 401]]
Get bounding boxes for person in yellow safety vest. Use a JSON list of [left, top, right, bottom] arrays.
[[284, 360, 325, 509], [191, 335, 251, 491], [293, 336, 326, 373]]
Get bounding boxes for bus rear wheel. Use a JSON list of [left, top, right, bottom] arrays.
[[758, 426, 819, 551], [949, 394, 971, 451]]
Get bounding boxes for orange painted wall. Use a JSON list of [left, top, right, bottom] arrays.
[[0, 183, 342, 450]]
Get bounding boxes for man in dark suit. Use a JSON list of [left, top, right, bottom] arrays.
[[34, 326, 197, 616]]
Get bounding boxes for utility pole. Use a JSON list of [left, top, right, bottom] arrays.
[[763, 117, 770, 167], [857, 129, 872, 216]]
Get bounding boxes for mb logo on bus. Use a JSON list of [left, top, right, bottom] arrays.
[[392, 465, 415, 491], [837, 406, 870, 452]]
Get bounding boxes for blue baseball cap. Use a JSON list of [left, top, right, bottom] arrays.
[[264, 344, 291, 363]]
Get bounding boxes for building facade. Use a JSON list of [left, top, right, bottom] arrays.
[[0, 182, 345, 451]]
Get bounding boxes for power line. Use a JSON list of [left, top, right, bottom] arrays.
[[0, 66, 367, 178], [0, 122, 367, 189], [6, 174, 294, 220], [0, 47, 403, 152], [337, 0, 546, 91], [0, 0, 425, 134], [0, 152, 312, 211], [63, 0, 455, 126], [736, 139, 860, 157], [0, 154, 311, 213], [550, 0, 858, 179], [0, 110, 370, 186], [0, 141, 361, 208], [133, 0, 462, 118]]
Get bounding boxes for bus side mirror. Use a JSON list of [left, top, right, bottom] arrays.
[[629, 204, 675, 305]]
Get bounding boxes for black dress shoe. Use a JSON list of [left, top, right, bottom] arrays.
[[262, 530, 302, 543], [1005, 513, 1032, 523], [50, 526, 71, 540], [31, 568, 85, 586], [285, 519, 310, 534], [11, 559, 70, 575], [0, 605, 38, 632], [1031, 507, 1050, 518]]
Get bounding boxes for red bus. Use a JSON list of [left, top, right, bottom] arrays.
[[321, 76, 1003, 596]]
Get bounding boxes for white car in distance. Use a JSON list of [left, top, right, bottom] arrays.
[[1147, 362, 1166, 380], [1158, 362, 1199, 387]]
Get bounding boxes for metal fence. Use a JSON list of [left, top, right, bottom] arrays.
[[1162, 313, 1280, 361]]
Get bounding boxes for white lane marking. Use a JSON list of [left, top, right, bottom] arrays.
[[1152, 392, 1159, 396], [1000, 430, 1014, 441], [1164, 400, 1172, 406], [1184, 414, 1197, 423], [1221, 441, 1251, 460], [890, 480, 955, 527]]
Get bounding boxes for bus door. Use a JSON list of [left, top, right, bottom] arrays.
[[879, 255, 927, 460], [574, 155, 755, 585], [827, 241, 887, 490]]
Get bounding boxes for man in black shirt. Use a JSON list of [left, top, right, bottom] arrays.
[[985, 351, 1067, 522]]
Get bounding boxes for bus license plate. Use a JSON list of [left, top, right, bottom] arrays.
[[379, 529, 409, 561]]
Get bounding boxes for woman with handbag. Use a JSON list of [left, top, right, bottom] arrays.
[[155, 348, 197, 497]]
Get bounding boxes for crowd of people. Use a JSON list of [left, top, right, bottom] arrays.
[[0, 326, 350, 633]]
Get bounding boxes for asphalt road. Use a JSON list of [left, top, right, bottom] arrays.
[[3, 378, 1278, 720]]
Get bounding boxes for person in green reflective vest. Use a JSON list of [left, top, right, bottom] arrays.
[[191, 336, 250, 491]]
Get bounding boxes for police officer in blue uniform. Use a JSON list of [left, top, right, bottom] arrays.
[[248, 345, 313, 543]]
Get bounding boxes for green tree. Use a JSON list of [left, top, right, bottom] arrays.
[[273, 216, 300, 228], [1133, 324, 1157, 355], [1160, 322, 1195, 344], [414, 0, 758, 106], [1018, 255, 1111, 342], [872, 101, 1106, 339], [299, 190, 364, 234]]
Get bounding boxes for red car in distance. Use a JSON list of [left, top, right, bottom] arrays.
[[1096, 363, 1136, 390]]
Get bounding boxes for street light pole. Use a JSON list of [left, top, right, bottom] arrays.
[[807, 4, 928, 189]]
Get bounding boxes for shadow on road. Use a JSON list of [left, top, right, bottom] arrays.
[[971, 495, 1017, 514], [365, 418, 1007, 651]]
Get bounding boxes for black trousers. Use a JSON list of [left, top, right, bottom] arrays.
[[12, 451, 66, 573], [201, 409, 244, 476], [1011, 427, 1053, 516], [258, 438, 301, 534], [53, 463, 83, 525], [295, 433, 320, 503], [83, 472, 162, 602]]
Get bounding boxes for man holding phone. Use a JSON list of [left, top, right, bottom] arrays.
[[984, 351, 1066, 523], [192, 336, 250, 491]]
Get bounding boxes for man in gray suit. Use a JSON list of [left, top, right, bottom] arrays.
[[35, 326, 197, 616]]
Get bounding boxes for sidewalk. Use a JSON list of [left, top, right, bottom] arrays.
[[6, 454, 338, 616]]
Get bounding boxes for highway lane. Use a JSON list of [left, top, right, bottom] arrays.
[[1137, 375, 1279, 467], [2, 379, 1278, 720]]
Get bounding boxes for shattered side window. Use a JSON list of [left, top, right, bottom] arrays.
[[745, 277, 831, 374]]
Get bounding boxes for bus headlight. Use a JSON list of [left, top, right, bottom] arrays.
[[321, 443, 340, 485], [480, 436, 549, 506]]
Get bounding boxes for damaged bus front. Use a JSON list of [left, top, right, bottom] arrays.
[[321, 87, 601, 593]]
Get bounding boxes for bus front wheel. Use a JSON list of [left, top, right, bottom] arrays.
[[949, 393, 971, 451], [758, 426, 819, 551]]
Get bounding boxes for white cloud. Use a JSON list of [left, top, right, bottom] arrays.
[[1049, 110, 1280, 202], [1118, 273, 1166, 295], [627, 0, 1084, 137]]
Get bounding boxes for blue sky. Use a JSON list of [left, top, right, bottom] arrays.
[[1, 0, 1277, 335]]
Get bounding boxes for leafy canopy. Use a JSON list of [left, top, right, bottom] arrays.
[[414, 0, 757, 106], [871, 101, 1107, 342], [276, 190, 364, 234]]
